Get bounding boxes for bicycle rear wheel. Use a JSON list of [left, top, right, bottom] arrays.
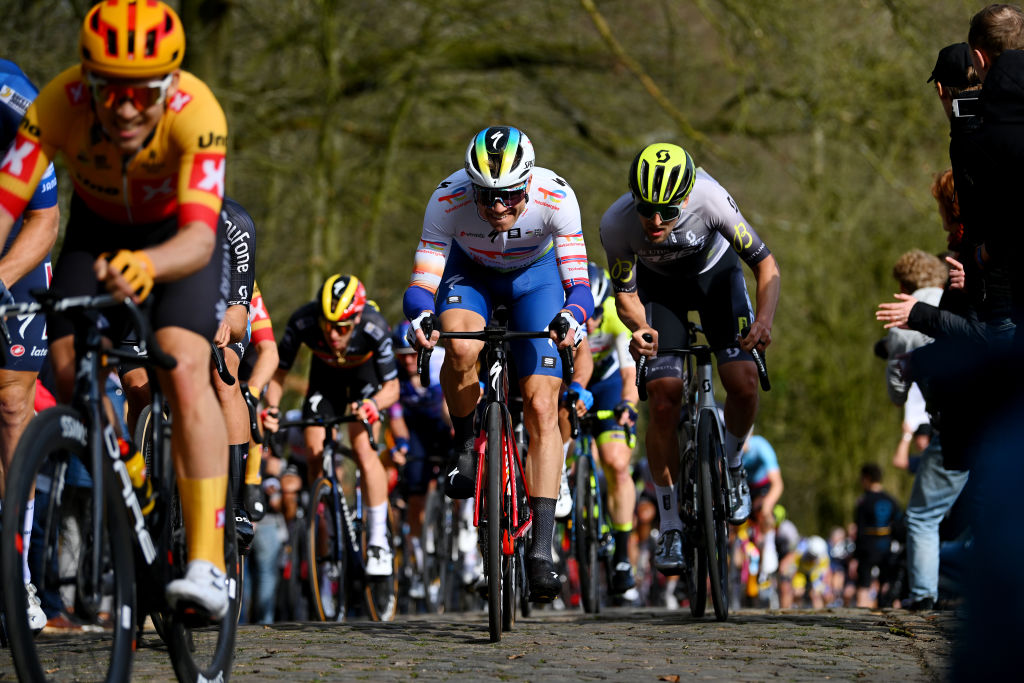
[[574, 454, 600, 614], [698, 415, 730, 621], [484, 404, 503, 642], [1, 407, 136, 682], [163, 479, 240, 682], [307, 477, 347, 621]]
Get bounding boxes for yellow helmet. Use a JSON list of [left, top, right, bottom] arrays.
[[628, 143, 696, 205], [319, 274, 367, 323], [80, 0, 185, 79]]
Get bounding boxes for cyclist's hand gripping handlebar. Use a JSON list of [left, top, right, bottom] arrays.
[[415, 313, 436, 386], [635, 333, 654, 401], [740, 325, 771, 391]]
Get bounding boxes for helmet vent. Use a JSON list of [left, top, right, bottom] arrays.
[[146, 29, 156, 56], [106, 29, 118, 56], [127, 30, 135, 55], [665, 165, 680, 201]]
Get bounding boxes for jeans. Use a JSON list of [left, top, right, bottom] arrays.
[[905, 433, 969, 602], [249, 513, 285, 624]]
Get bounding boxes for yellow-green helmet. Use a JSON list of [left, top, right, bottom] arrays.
[[627, 143, 696, 205]]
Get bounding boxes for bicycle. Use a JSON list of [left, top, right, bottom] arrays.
[[270, 412, 397, 622], [0, 291, 240, 682], [636, 323, 769, 621], [417, 319, 572, 642], [564, 402, 635, 614]]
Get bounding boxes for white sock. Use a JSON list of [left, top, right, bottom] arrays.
[[411, 536, 424, 570], [366, 502, 389, 549], [654, 484, 682, 533], [724, 430, 745, 470], [22, 498, 35, 581], [760, 529, 778, 578]]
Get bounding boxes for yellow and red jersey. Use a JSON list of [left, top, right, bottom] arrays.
[[0, 65, 226, 232]]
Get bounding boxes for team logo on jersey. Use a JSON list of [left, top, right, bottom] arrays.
[[188, 153, 225, 197], [131, 175, 177, 204], [438, 186, 467, 205], [64, 80, 88, 106], [541, 356, 556, 368], [0, 134, 40, 183], [0, 86, 31, 114], [536, 187, 566, 209], [168, 90, 192, 113], [9, 344, 24, 357]]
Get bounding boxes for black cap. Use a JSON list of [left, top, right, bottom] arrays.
[[928, 43, 973, 89]]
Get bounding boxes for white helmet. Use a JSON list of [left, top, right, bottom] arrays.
[[804, 535, 829, 560], [464, 126, 535, 189]]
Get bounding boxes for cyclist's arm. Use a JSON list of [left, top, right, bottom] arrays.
[[740, 252, 780, 352], [614, 289, 657, 358], [370, 377, 400, 412], [0, 202, 58, 287], [572, 335, 594, 388], [762, 468, 784, 516], [247, 338, 279, 397], [214, 303, 248, 348], [403, 206, 454, 345], [261, 366, 289, 432]]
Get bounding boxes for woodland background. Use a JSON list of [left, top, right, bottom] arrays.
[[2, 0, 981, 534]]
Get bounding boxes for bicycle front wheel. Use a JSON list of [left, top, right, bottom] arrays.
[[698, 415, 730, 621], [485, 404, 503, 642], [1, 407, 136, 682], [307, 478, 347, 621], [363, 512, 398, 622], [164, 479, 240, 682], [574, 454, 600, 614]]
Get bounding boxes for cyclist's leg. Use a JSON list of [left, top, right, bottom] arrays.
[[218, 341, 255, 551]]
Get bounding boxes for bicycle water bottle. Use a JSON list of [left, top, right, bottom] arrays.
[[119, 438, 157, 518]]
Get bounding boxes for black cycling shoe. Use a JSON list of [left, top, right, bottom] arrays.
[[527, 557, 561, 603], [235, 511, 254, 556], [444, 444, 477, 500], [653, 529, 686, 576], [243, 483, 267, 522], [610, 562, 637, 595]]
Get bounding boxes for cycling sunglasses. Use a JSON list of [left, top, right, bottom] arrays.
[[634, 200, 682, 222], [322, 318, 356, 333], [473, 182, 529, 209], [87, 73, 173, 111]]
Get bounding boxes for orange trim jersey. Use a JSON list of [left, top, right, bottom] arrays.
[[249, 282, 275, 345], [0, 66, 226, 231]]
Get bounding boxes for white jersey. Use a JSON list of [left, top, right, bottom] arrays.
[[409, 166, 588, 294]]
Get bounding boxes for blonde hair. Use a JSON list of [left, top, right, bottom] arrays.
[[893, 249, 948, 292]]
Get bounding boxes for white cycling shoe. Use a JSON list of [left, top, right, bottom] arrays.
[[365, 545, 394, 577], [25, 582, 47, 633], [166, 560, 229, 621], [555, 466, 572, 519]]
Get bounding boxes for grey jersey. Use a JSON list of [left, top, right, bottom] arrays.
[[599, 168, 770, 292]]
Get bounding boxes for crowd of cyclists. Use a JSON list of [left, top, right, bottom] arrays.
[[4, 1, 1008, 664]]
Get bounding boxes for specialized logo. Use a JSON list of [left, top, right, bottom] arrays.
[[167, 90, 192, 113], [448, 467, 460, 486], [489, 359, 502, 392], [64, 80, 88, 106], [188, 153, 226, 197], [308, 392, 324, 414], [0, 136, 40, 182]]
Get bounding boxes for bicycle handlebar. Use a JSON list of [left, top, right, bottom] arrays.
[[635, 329, 771, 400], [0, 292, 177, 371], [240, 382, 263, 445], [210, 341, 236, 386], [273, 413, 378, 452]]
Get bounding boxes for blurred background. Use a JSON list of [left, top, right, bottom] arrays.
[[2, 0, 980, 534]]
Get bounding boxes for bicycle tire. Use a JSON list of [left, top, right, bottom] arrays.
[[574, 454, 600, 614], [421, 489, 448, 614], [517, 537, 532, 618], [485, 404, 503, 642], [1, 407, 136, 682], [164, 479, 240, 682], [363, 511, 398, 622], [307, 477, 347, 621], [679, 442, 707, 618], [698, 414, 730, 621], [501, 548, 517, 631]]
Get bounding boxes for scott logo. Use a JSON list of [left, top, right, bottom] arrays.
[[656, 150, 671, 163]]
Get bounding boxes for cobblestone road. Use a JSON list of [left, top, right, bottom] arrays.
[[0, 607, 956, 681]]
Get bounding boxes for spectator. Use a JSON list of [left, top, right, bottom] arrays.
[[852, 464, 902, 608]]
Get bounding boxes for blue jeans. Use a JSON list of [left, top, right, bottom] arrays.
[[905, 433, 969, 602], [249, 514, 285, 624]]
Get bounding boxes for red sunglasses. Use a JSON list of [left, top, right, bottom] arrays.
[[87, 74, 173, 111]]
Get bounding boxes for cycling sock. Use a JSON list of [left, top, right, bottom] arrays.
[[724, 430, 745, 470], [229, 443, 247, 508], [760, 529, 778, 578], [367, 501, 389, 549], [245, 441, 262, 485], [451, 412, 476, 453], [411, 536, 424, 570], [178, 474, 228, 572], [561, 439, 570, 463], [22, 498, 34, 579], [613, 529, 632, 565], [654, 484, 682, 533], [528, 497, 557, 562]]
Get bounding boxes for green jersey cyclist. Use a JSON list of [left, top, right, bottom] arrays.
[[599, 143, 780, 575]]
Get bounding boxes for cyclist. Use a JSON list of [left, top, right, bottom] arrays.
[[262, 274, 399, 577], [403, 125, 593, 602], [0, 58, 60, 633], [741, 430, 784, 582], [575, 263, 640, 595], [0, 0, 232, 619], [600, 143, 780, 575], [388, 320, 452, 598]]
